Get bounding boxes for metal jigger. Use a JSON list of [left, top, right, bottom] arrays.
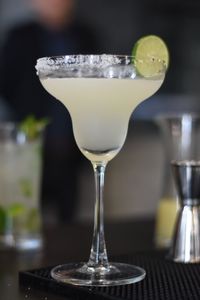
[[169, 160, 200, 263]]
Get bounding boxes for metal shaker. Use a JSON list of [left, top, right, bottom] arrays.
[[169, 160, 200, 263]]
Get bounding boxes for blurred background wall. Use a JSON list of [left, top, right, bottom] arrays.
[[0, 0, 200, 222], [1, 0, 200, 95]]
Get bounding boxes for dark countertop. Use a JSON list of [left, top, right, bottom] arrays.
[[0, 218, 155, 300]]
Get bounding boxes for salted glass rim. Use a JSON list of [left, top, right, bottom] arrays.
[[36, 54, 166, 68], [36, 54, 167, 78], [36, 54, 140, 73]]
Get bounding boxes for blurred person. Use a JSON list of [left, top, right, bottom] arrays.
[[0, 0, 99, 223]]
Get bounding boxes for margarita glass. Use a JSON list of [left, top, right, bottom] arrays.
[[36, 54, 166, 286]]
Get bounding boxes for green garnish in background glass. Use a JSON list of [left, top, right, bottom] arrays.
[[19, 115, 49, 140], [0, 206, 7, 233], [7, 203, 26, 217], [19, 178, 33, 198]]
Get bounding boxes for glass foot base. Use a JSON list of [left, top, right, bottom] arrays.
[[51, 262, 146, 286]]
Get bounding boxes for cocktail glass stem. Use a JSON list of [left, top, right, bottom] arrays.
[[50, 159, 146, 285], [88, 162, 109, 269]]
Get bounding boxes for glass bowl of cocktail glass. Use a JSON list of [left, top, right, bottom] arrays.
[[36, 54, 166, 286]]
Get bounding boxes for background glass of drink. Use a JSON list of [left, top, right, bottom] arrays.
[[0, 122, 43, 251]]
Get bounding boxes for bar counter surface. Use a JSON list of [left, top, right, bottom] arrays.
[[0, 219, 155, 300], [0, 220, 154, 300]]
